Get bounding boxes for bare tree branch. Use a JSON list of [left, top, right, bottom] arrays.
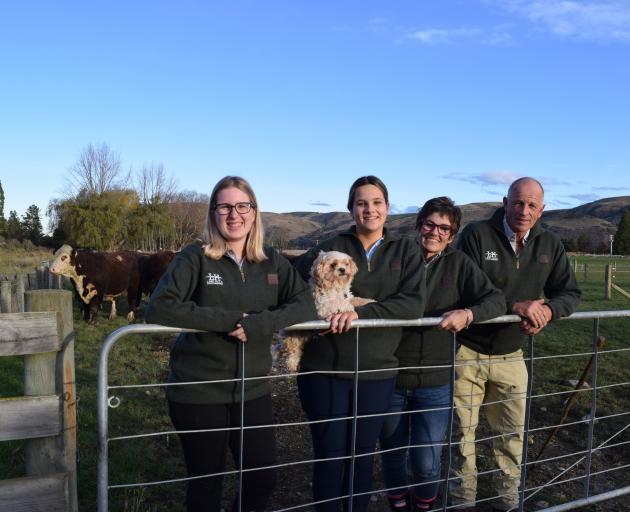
[[67, 142, 126, 197], [170, 190, 209, 248], [135, 163, 178, 205]]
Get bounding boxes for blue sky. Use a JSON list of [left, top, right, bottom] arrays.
[[1, 0, 630, 229]]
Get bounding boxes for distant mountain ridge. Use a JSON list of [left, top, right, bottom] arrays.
[[261, 196, 630, 249]]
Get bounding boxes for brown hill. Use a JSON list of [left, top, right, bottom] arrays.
[[262, 196, 630, 250]]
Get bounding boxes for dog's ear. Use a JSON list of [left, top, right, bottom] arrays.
[[347, 257, 358, 277], [311, 251, 326, 280]]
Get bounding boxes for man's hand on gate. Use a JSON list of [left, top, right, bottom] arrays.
[[512, 299, 553, 334]]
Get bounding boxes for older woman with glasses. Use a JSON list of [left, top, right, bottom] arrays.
[[379, 197, 505, 511], [145, 176, 315, 512]]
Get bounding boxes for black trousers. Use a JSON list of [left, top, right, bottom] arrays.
[[169, 395, 277, 512]]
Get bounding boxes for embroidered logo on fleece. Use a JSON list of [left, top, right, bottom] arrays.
[[539, 254, 549, 264], [267, 273, 279, 285], [485, 250, 499, 262], [206, 273, 224, 285]]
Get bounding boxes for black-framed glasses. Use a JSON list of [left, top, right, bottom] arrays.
[[422, 220, 452, 236], [213, 202, 255, 215]]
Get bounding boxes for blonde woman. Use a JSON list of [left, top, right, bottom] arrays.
[[146, 176, 315, 512]]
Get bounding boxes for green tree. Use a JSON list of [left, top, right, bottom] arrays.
[[561, 237, 577, 252], [0, 180, 6, 236], [6, 210, 23, 240], [55, 189, 139, 250], [577, 233, 591, 253], [22, 204, 44, 244], [613, 211, 630, 255], [126, 202, 175, 251]]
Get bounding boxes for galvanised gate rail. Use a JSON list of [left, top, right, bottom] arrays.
[[97, 311, 630, 511]]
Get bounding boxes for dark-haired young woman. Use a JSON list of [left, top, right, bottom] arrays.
[[295, 176, 426, 512]]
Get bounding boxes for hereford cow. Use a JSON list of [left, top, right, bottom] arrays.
[[137, 250, 176, 298], [50, 245, 141, 323]]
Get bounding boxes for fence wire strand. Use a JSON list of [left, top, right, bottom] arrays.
[[97, 311, 630, 512]]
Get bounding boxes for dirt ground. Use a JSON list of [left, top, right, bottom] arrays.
[[259, 358, 629, 512]]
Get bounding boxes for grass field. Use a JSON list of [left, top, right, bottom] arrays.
[[0, 245, 53, 276], [1, 254, 630, 511]]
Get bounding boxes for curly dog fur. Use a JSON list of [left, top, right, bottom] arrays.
[[282, 250, 373, 372]]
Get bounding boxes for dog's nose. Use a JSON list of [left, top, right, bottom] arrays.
[[338, 267, 346, 275]]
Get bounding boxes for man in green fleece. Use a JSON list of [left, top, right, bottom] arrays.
[[451, 177, 581, 512]]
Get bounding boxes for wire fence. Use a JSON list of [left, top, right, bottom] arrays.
[[97, 311, 630, 512]]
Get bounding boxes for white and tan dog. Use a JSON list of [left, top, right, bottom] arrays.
[[282, 250, 373, 372]]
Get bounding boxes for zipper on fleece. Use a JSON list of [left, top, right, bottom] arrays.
[[227, 256, 246, 282], [366, 241, 385, 272]]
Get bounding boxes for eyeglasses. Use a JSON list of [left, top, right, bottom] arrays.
[[422, 220, 452, 236], [213, 202, 255, 215]]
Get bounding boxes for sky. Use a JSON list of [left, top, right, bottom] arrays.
[[1, 0, 630, 231]]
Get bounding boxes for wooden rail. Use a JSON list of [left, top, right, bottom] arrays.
[[0, 290, 77, 512]]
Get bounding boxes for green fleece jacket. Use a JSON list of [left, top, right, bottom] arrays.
[[396, 245, 506, 389], [145, 242, 316, 404], [457, 208, 581, 355], [294, 227, 426, 379]]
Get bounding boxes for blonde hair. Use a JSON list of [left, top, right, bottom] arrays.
[[202, 176, 267, 262]]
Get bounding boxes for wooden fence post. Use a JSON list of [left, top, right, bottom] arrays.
[[605, 264, 612, 300], [573, 258, 578, 274], [16, 275, 26, 313], [0, 280, 12, 313], [35, 266, 44, 289], [584, 263, 589, 283], [24, 290, 77, 512]]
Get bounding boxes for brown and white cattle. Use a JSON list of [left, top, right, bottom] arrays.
[[50, 245, 141, 323]]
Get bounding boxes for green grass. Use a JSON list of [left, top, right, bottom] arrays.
[[69, 307, 186, 511], [1, 254, 630, 511], [0, 299, 186, 511]]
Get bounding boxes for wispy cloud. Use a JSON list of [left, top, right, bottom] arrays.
[[537, 176, 573, 187], [495, 0, 630, 42], [406, 25, 513, 46], [445, 172, 576, 191], [310, 201, 331, 207], [390, 204, 419, 214], [408, 27, 482, 45], [548, 199, 574, 207], [567, 193, 600, 202], [444, 171, 520, 186], [368, 17, 390, 35], [593, 186, 630, 191]]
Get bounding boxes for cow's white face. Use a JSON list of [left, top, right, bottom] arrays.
[[50, 245, 75, 277], [50, 244, 96, 302]]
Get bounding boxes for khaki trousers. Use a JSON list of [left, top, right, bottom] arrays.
[[450, 344, 528, 510]]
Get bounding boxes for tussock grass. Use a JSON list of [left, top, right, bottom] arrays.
[[0, 246, 53, 276]]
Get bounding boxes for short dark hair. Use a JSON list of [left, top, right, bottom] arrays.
[[415, 196, 462, 235], [347, 175, 389, 211]]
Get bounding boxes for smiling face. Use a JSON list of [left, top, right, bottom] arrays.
[[214, 186, 255, 251], [419, 212, 455, 261], [351, 184, 389, 239], [503, 179, 545, 238]]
